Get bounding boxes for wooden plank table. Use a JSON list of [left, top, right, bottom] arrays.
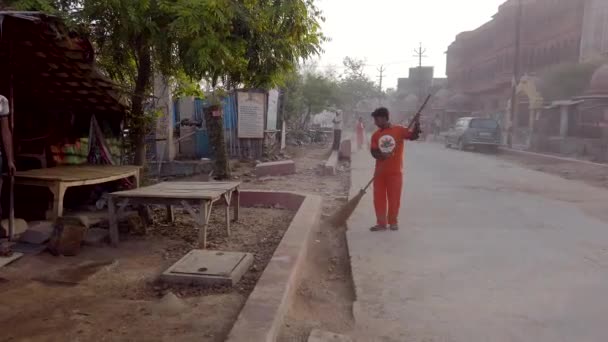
[[108, 182, 240, 248], [15, 165, 141, 219]]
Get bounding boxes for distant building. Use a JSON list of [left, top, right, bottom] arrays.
[[397, 67, 447, 96], [446, 0, 591, 115], [445, 0, 608, 159]]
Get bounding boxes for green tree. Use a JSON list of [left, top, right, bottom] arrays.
[[280, 67, 340, 129], [170, 0, 325, 177], [6, 0, 325, 176], [336, 57, 381, 121], [539, 59, 608, 101], [299, 72, 339, 128], [282, 71, 305, 125]]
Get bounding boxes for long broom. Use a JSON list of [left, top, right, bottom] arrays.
[[328, 94, 432, 227]]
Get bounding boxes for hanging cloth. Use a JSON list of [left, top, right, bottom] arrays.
[[87, 115, 114, 165]]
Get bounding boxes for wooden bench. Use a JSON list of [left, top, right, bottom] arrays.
[[108, 181, 240, 248], [15, 165, 141, 219]]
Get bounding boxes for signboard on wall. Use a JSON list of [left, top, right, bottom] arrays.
[[266, 89, 279, 130], [237, 91, 265, 139]]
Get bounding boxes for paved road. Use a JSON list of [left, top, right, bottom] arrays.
[[347, 142, 608, 342]]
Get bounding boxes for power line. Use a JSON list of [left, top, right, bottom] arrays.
[[309, 59, 419, 70]]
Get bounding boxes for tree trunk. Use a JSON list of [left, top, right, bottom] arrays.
[[204, 105, 230, 179], [132, 39, 152, 166], [300, 105, 312, 130]]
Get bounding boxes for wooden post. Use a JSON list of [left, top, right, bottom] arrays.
[[108, 196, 119, 247], [199, 200, 209, 249], [46, 183, 66, 220], [166, 205, 175, 223], [233, 188, 240, 222], [223, 192, 231, 236]]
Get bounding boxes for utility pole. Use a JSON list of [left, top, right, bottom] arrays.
[[508, 0, 523, 148], [413, 42, 427, 69], [413, 43, 428, 104], [377, 65, 386, 106]]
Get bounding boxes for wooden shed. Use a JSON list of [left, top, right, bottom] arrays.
[[0, 12, 140, 222]]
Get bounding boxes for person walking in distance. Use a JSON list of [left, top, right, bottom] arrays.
[[356, 116, 365, 150], [433, 114, 441, 138], [369, 107, 420, 231], [0, 95, 15, 178], [0, 94, 16, 249], [332, 111, 343, 150]]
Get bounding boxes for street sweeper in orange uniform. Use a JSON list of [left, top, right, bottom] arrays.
[[369, 107, 421, 231]]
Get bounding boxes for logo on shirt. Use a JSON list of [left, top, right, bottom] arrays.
[[378, 135, 396, 153]]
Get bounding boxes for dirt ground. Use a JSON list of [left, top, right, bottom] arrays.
[[0, 206, 293, 342], [497, 152, 608, 190], [0, 143, 353, 342]]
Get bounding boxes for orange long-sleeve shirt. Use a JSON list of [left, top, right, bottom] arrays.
[[370, 124, 412, 174]]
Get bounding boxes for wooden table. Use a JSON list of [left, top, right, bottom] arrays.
[[15, 165, 141, 219], [108, 182, 240, 248]]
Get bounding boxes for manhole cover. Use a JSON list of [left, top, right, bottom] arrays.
[[161, 250, 253, 286]]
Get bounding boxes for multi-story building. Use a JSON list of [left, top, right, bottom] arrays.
[[580, 0, 608, 62], [446, 0, 590, 116]]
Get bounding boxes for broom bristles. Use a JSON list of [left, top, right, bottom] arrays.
[[328, 189, 367, 226]]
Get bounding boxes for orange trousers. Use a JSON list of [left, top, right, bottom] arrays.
[[373, 172, 403, 225]]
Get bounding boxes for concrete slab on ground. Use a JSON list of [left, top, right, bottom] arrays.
[[83, 228, 109, 246], [339, 139, 352, 161], [256, 160, 296, 177], [160, 249, 253, 286], [324, 151, 339, 176], [0, 219, 28, 238], [11, 242, 46, 255], [19, 221, 54, 244], [0, 252, 23, 268], [308, 329, 352, 342]]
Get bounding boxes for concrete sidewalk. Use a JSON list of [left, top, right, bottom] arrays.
[[346, 142, 608, 342], [347, 146, 407, 341]]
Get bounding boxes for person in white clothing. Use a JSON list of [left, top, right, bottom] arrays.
[[0, 95, 15, 175], [0, 95, 16, 223], [332, 111, 343, 150]]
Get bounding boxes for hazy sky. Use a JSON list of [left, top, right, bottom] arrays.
[[314, 0, 506, 89]]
